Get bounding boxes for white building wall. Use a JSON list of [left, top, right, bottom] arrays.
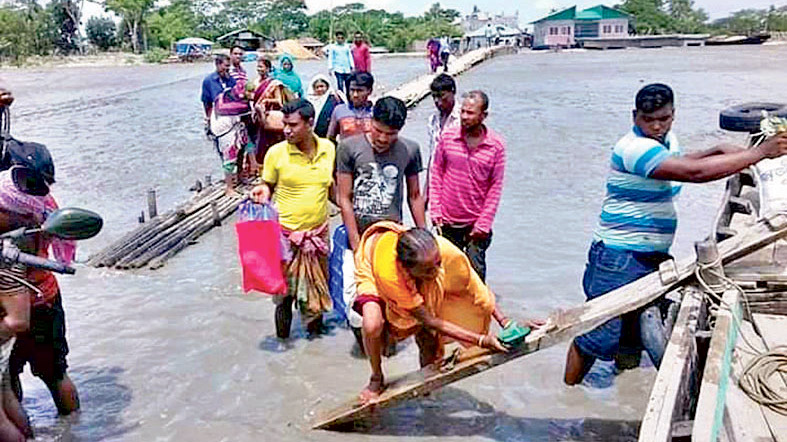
[[598, 18, 629, 38], [533, 19, 575, 48]]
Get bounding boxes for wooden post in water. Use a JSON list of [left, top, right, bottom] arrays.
[[211, 201, 221, 226], [138, 211, 145, 224], [695, 239, 725, 293], [147, 189, 158, 219]]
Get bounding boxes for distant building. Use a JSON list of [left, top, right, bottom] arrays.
[[463, 24, 529, 51], [216, 29, 275, 51], [297, 37, 325, 56], [462, 5, 520, 32], [531, 5, 631, 49]]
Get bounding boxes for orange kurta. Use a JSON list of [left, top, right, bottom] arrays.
[[355, 221, 495, 344]]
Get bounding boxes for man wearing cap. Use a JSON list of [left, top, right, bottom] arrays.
[[0, 139, 81, 416]]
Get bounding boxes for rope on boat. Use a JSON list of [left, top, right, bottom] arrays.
[[695, 258, 787, 419], [739, 346, 787, 416]]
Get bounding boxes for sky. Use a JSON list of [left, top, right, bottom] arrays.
[[81, 1, 787, 29]]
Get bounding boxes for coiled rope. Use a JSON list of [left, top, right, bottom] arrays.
[[695, 256, 787, 420], [739, 346, 787, 416]]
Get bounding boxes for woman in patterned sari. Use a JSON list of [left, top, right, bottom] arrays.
[[249, 58, 288, 168]]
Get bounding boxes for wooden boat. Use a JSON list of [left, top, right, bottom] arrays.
[[706, 34, 771, 46], [639, 130, 787, 441]]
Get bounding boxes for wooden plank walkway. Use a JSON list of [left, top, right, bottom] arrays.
[[88, 46, 517, 270]]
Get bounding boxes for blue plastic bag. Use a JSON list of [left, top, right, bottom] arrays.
[[327, 225, 349, 323]]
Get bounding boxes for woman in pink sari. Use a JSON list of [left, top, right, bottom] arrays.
[[427, 38, 442, 73], [248, 58, 289, 168]]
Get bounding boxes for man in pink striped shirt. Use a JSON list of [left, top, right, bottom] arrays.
[[429, 90, 505, 281]]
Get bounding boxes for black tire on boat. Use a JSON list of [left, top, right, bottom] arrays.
[[719, 102, 787, 133]]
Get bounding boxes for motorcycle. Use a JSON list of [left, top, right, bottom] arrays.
[[0, 208, 103, 293]]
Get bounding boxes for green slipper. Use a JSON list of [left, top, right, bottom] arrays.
[[497, 321, 531, 347]]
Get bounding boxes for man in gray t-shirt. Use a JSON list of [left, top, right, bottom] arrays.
[[336, 97, 426, 251], [336, 96, 426, 344]]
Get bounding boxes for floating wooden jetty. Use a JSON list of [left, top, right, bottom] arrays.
[[89, 46, 514, 270], [384, 45, 515, 107]]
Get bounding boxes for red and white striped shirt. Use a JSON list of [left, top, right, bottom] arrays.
[[428, 125, 505, 234]]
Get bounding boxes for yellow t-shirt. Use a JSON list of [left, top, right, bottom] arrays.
[[262, 136, 335, 231]]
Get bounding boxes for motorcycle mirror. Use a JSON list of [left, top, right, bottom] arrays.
[[40, 208, 103, 240]]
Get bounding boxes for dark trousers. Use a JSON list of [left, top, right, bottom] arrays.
[[334, 72, 352, 96], [440, 225, 492, 281]]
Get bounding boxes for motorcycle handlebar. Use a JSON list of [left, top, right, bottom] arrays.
[[1, 246, 75, 274]]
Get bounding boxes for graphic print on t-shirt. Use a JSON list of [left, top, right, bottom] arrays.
[[339, 117, 372, 138], [353, 163, 399, 216]]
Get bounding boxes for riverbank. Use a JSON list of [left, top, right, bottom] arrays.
[[0, 52, 146, 69], [0, 50, 434, 70]]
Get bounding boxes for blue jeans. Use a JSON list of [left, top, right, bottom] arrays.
[[334, 72, 352, 96], [574, 241, 672, 367]]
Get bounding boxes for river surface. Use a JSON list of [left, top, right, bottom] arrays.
[[1, 45, 785, 441]]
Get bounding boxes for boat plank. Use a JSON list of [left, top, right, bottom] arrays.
[[693, 289, 741, 442], [639, 287, 705, 442]]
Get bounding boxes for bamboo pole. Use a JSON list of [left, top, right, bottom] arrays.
[[121, 196, 240, 269]]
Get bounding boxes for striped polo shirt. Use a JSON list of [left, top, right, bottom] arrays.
[[593, 127, 682, 253], [428, 125, 505, 233], [229, 64, 247, 84]]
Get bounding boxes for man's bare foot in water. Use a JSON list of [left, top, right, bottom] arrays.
[[359, 374, 384, 404]]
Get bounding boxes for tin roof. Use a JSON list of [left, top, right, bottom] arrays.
[[531, 6, 576, 24], [531, 4, 631, 23], [576, 5, 632, 20]]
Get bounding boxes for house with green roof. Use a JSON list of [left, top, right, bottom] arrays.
[[531, 4, 631, 49]]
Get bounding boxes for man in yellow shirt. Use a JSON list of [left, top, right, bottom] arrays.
[[251, 99, 335, 338]]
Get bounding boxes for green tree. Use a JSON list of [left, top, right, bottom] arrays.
[[193, 0, 232, 41], [668, 0, 708, 33], [86, 15, 116, 50], [253, 0, 308, 40], [224, 0, 267, 28], [104, 0, 155, 53], [424, 3, 460, 23], [618, 0, 673, 34], [307, 3, 460, 51], [0, 1, 56, 62], [48, 0, 80, 54], [765, 6, 787, 31], [148, 0, 196, 49]]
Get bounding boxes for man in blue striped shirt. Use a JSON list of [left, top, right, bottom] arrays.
[[564, 83, 787, 385]]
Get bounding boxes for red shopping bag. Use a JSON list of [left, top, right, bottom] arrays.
[[235, 219, 287, 295]]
